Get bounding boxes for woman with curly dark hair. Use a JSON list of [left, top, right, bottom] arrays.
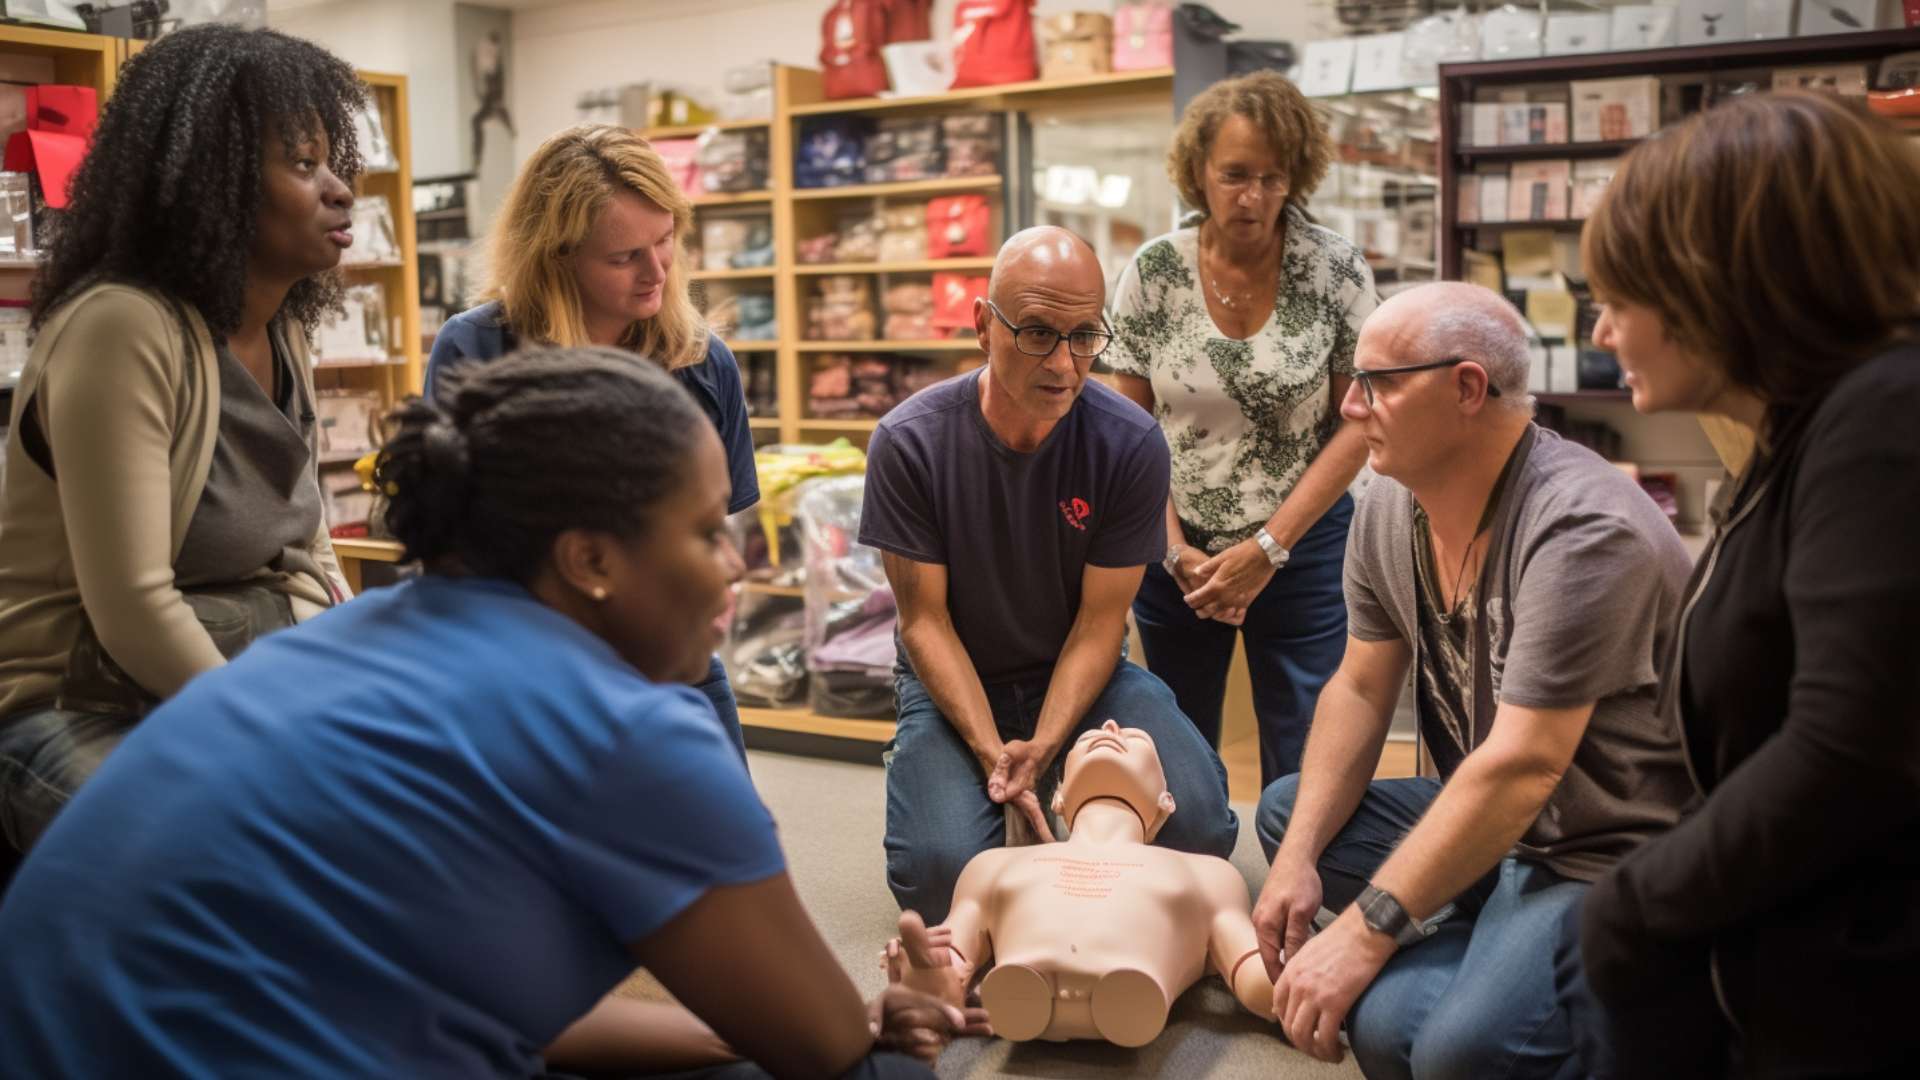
[[1108, 71, 1377, 788], [0, 24, 363, 863]]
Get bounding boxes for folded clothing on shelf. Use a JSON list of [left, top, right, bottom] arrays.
[[931, 271, 989, 330], [796, 117, 873, 188], [862, 117, 945, 183], [698, 128, 769, 193], [883, 279, 935, 340], [653, 137, 702, 195], [941, 113, 1001, 177], [798, 232, 840, 264], [878, 203, 927, 262], [832, 209, 885, 262], [926, 194, 992, 258], [804, 275, 876, 341], [806, 352, 940, 419], [701, 216, 771, 271]]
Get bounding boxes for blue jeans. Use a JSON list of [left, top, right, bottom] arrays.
[[1257, 775, 1586, 1080], [0, 706, 136, 858], [695, 654, 747, 768], [1133, 493, 1352, 789], [883, 659, 1238, 924], [545, 1048, 933, 1079]]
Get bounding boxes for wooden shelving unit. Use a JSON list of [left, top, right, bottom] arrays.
[[319, 69, 422, 422], [0, 26, 124, 307], [644, 117, 770, 140], [1439, 27, 1920, 489], [657, 64, 1174, 748]]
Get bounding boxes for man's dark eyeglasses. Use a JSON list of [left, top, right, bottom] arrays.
[[985, 300, 1114, 360], [1351, 357, 1503, 407]]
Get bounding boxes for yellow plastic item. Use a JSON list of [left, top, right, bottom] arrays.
[[752, 438, 866, 564]]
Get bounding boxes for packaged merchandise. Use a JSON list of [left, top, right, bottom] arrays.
[[697, 128, 769, 193], [951, 0, 1038, 89], [930, 272, 989, 330], [926, 194, 992, 258], [1570, 76, 1660, 141], [940, 112, 1002, 177], [832, 209, 885, 262], [1111, 3, 1173, 71], [805, 275, 876, 341], [878, 203, 927, 262], [1040, 12, 1113, 80], [796, 117, 873, 188], [820, 0, 890, 100]]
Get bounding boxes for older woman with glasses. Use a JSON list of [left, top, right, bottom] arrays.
[[1109, 71, 1379, 788]]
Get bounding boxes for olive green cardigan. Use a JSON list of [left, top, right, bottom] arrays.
[[0, 282, 350, 716]]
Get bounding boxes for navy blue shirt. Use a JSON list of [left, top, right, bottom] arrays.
[[0, 576, 784, 1078], [427, 302, 761, 514], [858, 370, 1169, 685]]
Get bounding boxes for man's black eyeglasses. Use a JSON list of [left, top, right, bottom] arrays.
[[1351, 357, 1503, 407], [985, 300, 1114, 360]]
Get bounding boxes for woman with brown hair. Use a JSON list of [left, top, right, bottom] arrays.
[[1568, 90, 1920, 1077], [427, 123, 759, 758], [1108, 71, 1377, 789]]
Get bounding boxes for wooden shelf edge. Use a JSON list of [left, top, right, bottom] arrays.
[[724, 339, 778, 352], [691, 190, 773, 206], [795, 257, 996, 275], [787, 67, 1174, 117], [791, 175, 1001, 201], [738, 706, 894, 743], [642, 117, 771, 139], [796, 418, 881, 431], [1457, 139, 1641, 161], [747, 417, 782, 429], [331, 537, 407, 562], [796, 339, 980, 352], [691, 267, 777, 281]]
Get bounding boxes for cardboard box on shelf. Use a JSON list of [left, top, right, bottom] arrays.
[[1507, 159, 1570, 221], [1040, 13, 1113, 80], [1570, 76, 1660, 142], [1571, 157, 1622, 218]]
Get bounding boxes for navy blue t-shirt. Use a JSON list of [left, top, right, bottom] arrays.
[[0, 576, 784, 1078], [859, 369, 1169, 685], [426, 301, 761, 514]]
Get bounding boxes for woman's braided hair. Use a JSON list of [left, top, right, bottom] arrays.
[[30, 23, 366, 335], [377, 347, 711, 580]]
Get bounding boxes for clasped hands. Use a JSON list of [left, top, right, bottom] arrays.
[[1173, 538, 1275, 627]]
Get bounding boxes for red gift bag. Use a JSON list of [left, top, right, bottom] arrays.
[[884, 0, 934, 42], [926, 194, 991, 258], [2, 85, 98, 209], [930, 272, 988, 330], [951, 0, 1037, 89], [820, 0, 890, 100]]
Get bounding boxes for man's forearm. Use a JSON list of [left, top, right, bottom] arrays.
[[1368, 751, 1561, 919], [900, 618, 1001, 769], [1264, 424, 1367, 549], [1030, 614, 1127, 754], [1272, 670, 1392, 868]]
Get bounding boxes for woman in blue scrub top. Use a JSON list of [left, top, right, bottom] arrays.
[[428, 123, 759, 759], [0, 349, 978, 1079]]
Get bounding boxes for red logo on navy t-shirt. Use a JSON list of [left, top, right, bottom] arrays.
[[1059, 497, 1091, 530]]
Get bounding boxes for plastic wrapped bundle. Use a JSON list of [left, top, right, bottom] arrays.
[[794, 476, 896, 719]]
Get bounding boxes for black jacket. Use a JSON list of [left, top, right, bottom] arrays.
[[1581, 343, 1920, 1078]]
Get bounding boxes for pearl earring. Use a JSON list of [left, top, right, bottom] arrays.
[[591, 586, 608, 602]]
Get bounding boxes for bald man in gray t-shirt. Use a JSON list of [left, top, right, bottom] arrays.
[[1248, 283, 1693, 1078]]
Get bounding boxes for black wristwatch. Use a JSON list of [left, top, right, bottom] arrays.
[[1355, 884, 1414, 942]]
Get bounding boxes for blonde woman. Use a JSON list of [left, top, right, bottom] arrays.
[[427, 124, 759, 757]]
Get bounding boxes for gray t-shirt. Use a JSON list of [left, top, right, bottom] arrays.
[[1345, 425, 1697, 881], [174, 327, 323, 587]]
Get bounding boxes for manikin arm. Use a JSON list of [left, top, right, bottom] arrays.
[[1198, 859, 1277, 1021]]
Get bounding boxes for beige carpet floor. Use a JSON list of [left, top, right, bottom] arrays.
[[638, 749, 1368, 1079]]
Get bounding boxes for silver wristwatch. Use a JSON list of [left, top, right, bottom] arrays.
[[1254, 527, 1291, 569], [1162, 543, 1187, 575]]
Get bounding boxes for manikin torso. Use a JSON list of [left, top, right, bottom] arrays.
[[890, 723, 1274, 1048]]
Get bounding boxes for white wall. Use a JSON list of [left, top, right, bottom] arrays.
[[269, 0, 466, 178]]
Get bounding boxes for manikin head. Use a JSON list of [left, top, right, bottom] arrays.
[[1051, 721, 1177, 842]]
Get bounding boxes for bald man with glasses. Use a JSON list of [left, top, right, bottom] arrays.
[[860, 227, 1238, 924], [1248, 283, 1695, 1078]]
